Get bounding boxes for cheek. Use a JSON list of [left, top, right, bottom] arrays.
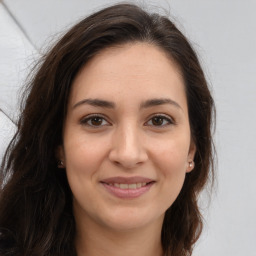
[[63, 135, 109, 186], [151, 135, 190, 176], [152, 140, 189, 207], [64, 137, 108, 209]]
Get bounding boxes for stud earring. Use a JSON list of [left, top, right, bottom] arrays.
[[189, 160, 194, 168], [58, 160, 64, 168]]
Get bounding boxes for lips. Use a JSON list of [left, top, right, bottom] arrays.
[[109, 183, 148, 189], [101, 176, 154, 184], [100, 176, 155, 199]]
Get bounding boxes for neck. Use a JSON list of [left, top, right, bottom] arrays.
[[75, 216, 164, 256]]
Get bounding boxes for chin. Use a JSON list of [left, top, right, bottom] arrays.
[[101, 207, 164, 232]]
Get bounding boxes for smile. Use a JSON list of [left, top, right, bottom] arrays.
[[106, 182, 148, 189], [100, 177, 155, 199]]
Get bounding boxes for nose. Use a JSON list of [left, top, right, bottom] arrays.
[[108, 124, 148, 169]]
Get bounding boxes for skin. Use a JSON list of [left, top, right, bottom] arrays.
[[58, 42, 196, 256]]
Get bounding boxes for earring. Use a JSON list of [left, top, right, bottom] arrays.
[[58, 160, 64, 168], [189, 160, 194, 168]]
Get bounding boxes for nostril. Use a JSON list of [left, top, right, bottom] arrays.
[[113, 161, 121, 166]]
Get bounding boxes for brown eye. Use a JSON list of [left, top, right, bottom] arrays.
[[152, 117, 164, 126], [145, 115, 173, 127], [81, 115, 110, 127], [91, 117, 103, 126]]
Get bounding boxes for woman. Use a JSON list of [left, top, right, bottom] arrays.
[[0, 3, 215, 256]]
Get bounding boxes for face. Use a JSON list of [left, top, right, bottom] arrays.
[[59, 43, 196, 233]]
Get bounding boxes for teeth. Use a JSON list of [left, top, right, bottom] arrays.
[[109, 183, 148, 189], [120, 184, 129, 189], [128, 184, 136, 189], [136, 183, 142, 188]]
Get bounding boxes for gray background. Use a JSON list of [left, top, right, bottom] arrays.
[[1, 0, 256, 255]]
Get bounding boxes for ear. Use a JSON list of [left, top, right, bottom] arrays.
[[186, 140, 196, 173], [56, 145, 66, 168]]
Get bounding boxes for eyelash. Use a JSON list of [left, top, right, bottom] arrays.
[[80, 114, 110, 127], [80, 114, 175, 128], [145, 114, 175, 127]]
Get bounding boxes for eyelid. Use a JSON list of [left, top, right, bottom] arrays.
[[144, 113, 176, 127], [80, 114, 111, 127], [80, 113, 175, 127]]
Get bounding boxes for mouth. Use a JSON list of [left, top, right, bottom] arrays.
[[101, 181, 154, 190], [100, 177, 155, 199]]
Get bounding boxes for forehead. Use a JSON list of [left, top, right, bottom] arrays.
[[69, 42, 187, 111]]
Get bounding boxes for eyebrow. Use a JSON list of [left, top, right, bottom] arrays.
[[73, 98, 115, 109], [72, 98, 181, 110], [140, 98, 182, 110]]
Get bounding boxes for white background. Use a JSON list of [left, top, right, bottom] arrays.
[[0, 0, 256, 255]]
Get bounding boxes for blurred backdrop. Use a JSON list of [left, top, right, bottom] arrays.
[[1, 0, 256, 255]]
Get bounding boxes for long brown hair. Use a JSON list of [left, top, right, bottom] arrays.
[[0, 3, 215, 256]]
